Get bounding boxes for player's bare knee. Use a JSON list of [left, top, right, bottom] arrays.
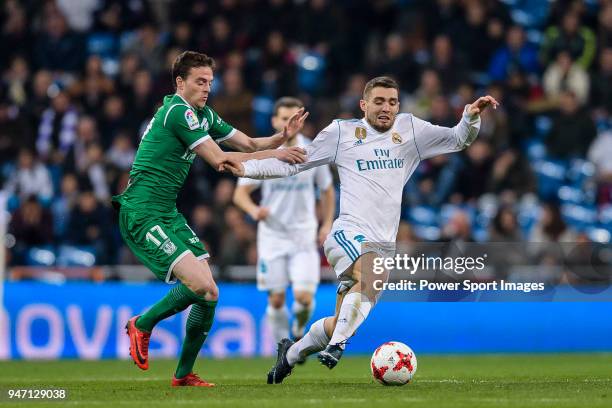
[[204, 285, 218, 301], [204, 289, 219, 302], [324, 316, 337, 336], [187, 276, 215, 298], [189, 282, 208, 298], [268, 292, 285, 308], [294, 291, 312, 306]]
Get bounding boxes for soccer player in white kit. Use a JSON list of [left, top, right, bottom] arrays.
[[225, 77, 498, 383], [233, 97, 336, 344]]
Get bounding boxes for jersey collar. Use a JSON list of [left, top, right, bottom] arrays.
[[175, 93, 201, 112]]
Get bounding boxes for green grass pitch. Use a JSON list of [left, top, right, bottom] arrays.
[[1, 354, 610, 407]]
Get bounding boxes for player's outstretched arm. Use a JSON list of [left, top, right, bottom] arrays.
[[194, 138, 306, 172], [194, 138, 241, 172], [228, 146, 307, 163], [453, 95, 499, 147], [222, 149, 327, 179], [413, 95, 499, 160], [223, 121, 339, 179], [466, 95, 499, 117], [223, 157, 304, 179], [222, 108, 310, 151]]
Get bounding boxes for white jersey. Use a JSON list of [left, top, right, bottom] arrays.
[[238, 135, 333, 257], [243, 107, 480, 244]]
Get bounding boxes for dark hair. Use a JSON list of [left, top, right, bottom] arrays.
[[363, 76, 400, 99], [273, 96, 304, 116], [542, 203, 567, 240], [492, 206, 517, 237], [171, 51, 216, 89]]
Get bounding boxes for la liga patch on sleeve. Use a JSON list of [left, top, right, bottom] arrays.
[[184, 109, 200, 130]]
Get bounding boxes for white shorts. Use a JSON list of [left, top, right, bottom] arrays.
[[256, 249, 320, 294], [324, 229, 394, 288]]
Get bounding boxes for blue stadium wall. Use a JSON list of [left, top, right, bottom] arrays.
[[2, 282, 612, 359]]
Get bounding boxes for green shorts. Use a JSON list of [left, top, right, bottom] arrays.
[[118, 208, 208, 283]]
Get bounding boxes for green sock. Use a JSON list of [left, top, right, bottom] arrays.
[[135, 284, 202, 332], [175, 300, 217, 378]]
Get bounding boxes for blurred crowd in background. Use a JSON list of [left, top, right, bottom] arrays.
[[1, 0, 612, 274]]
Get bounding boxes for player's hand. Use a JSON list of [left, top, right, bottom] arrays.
[[318, 223, 332, 246], [282, 107, 309, 141], [467, 95, 499, 117], [219, 159, 245, 177], [250, 206, 270, 221], [275, 146, 307, 164]]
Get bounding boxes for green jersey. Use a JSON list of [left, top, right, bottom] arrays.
[[113, 94, 235, 213]]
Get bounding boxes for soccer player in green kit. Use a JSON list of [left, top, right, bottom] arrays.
[[113, 51, 308, 387]]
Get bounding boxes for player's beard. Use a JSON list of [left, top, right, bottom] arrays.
[[367, 114, 395, 133]]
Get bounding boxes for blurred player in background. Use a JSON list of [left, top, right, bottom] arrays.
[[114, 51, 307, 387], [226, 76, 498, 383], [233, 97, 335, 346]]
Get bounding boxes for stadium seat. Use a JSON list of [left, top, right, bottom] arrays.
[[567, 159, 596, 189], [405, 205, 441, 241], [406, 205, 438, 226], [25, 246, 56, 266], [534, 115, 553, 137], [476, 194, 499, 219], [557, 186, 586, 205], [56, 245, 96, 267], [442, 203, 476, 222], [517, 195, 541, 237], [585, 227, 611, 244], [6, 194, 20, 212], [47, 164, 63, 199], [87, 33, 120, 76], [598, 205, 612, 233], [252, 96, 275, 135], [524, 138, 547, 161], [412, 225, 441, 241], [532, 159, 568, 201], [439, 204, 459, 226], [560, 204, 598, 231], [472, 226, 489, 242], [88, 33, 118, 57], [503, 0, 550, 28], [297, 51, 326, 94]]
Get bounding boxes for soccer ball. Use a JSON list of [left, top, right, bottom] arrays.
[[370, 341, 417, 386]]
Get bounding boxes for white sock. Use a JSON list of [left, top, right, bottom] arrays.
[[291, 299, 315, 338], [329, 292, 372, 349], [286, 317, 329, 366], [266, 305, 289, 343]]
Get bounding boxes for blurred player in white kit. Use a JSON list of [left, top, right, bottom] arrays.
[[226, 77, 498, 383], [233, 97, 336, 345]]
